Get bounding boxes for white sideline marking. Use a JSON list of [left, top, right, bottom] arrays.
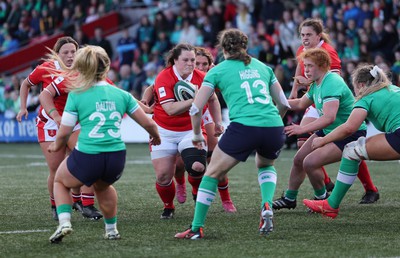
[[0, 229, 50, 234], [0, 154, 43, 159]]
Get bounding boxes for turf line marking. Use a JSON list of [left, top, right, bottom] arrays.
[[0, 229, 50, 234]]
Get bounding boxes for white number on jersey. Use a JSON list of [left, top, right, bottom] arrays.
[[88, 111, 122, 138], [240, 79, 271, 104]]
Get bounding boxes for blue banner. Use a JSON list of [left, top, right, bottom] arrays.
[[0, 112, 38, 142]]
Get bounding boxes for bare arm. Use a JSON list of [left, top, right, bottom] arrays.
[[161, 99, 193, 116], [129, 107, 161, 145], [191, 86, 214, 148], [312, 108, 367, 149], [206, 92, 224, 136], [16, 78, 32, 122], [39, 86, 62, 126], [141, 84, 154, 106], [287, 95, 313, 111], [270, 81, 290, 118], [285, 100, 339, 136], [48, 124, 74, 152]]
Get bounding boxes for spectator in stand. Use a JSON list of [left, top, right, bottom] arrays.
[[89, 27, 113, 60], [179, 18, 198, 46], [5, 2, 21, 32], [131, 59, 147, 99], [0, 30, 19, 56], [136, 16, 155, 49], [71, 4, 85, 25], [29, 9, 41, 37], [60, 7, 74, 36], [85, 6, 99, 24], [151, 31, 172, 62], [116, 28, 136, 68], [73, 26, 89, 47], [117, 64, 133, 92], [39, 8, 56, 36]]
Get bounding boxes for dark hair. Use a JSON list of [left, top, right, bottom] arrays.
[[53, 36, 78, 53], [165, 43, 196, 67], [217, 29, 251, 65], [195, 47, 214, 65], [299, 18, 331, 44]]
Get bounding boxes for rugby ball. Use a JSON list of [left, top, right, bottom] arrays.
[[174, 80, 196, 101]]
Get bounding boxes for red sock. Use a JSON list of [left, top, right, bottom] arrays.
[[156, 181, 175, 209], [357, 160, 378, 192], [81, 192, 95, 207], [188, 175, 202, 196], [50, 196, 56, 207], [175, 175, 186, 185], [322, 166, 331, 184], [71, 192, 81, 203], [218, 177, 232, 202]]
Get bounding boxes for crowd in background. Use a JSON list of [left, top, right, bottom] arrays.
[[2, 0, 400, 125]]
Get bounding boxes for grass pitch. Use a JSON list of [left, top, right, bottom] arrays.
[[1, 143, 400, 258]]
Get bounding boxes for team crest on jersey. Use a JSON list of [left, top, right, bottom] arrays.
[[48, 130, 57, 137], [158, 87, 166, 98], [54, 76, 65, 85]]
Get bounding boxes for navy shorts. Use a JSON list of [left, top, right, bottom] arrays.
[[67, 148, 126, 186], [315, 129, 367, 151], [385, 128, 400, 155], [218, 122, 285, 162]]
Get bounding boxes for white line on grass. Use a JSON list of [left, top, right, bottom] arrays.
[[0, 229, 50, 234]]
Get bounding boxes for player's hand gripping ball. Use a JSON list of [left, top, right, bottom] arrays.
[[174, 81, 196, 101]]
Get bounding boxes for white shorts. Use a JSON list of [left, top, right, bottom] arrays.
[[150, 124, 207, 160], [303, 105, 320, 119], [202, 108, 214, 126], [36, 109, 80, 142]]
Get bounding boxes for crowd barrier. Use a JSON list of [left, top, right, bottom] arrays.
[[0, 111, 382, 143], [0, 112, 150, 143]]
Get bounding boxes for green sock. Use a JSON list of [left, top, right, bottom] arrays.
[[314, 186, 327, 199], [56, 204, 72, 214], [328, 157, 359, 209], [191, 176, 218, 231], [104, 216, 117, 225], [285, 189, 298, 201], [258, 166, 277, 208]]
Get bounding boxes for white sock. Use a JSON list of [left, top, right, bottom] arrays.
[[58, 212, 71, 226]]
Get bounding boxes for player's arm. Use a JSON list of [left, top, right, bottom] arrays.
[[141, 84, 154, 106], [206, 92, 224, 136], [286, 100, 338, 137], [16, 78, 33, 122], [39, 85, 62, 126], [129, 106, 161, 146], [313, 108, 367, 149], [289, 64, 302, 99], [270, 81, 290, 118], [287, 94, 313, 111], [161, 99, 193, 116], [48, 112, 75, 153], [190, 85, 214, 148]]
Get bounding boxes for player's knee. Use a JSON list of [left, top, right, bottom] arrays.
[[343, 137, 369, 161], [181, 148, 207, 177]]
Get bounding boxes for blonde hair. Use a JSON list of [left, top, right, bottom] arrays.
[[352, 64, 391, 100], [298, 48, 331, 72], [45, 45, 110, 92]]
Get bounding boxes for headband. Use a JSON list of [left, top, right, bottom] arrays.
[[369, 65, 382, 78]]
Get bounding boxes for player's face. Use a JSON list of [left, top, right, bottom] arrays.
[[58, 43, 77, 67], [300, 26, 321, 49], [195, 55, 210, 72], [175, 50, 196, 79], [303, 58, 324, 83]]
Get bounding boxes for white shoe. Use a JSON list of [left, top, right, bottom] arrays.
[[104, 229, 121, 240], [49, 222, 73, 243]]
